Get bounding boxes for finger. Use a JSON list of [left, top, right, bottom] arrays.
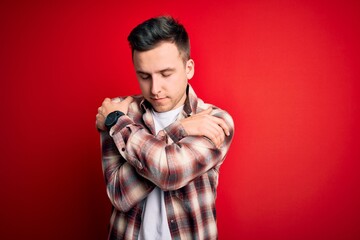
[[204, 129, 219, 148], [210, 131, 223, 148], [111, 97, 121, 103], [119, 96, 134, 110], [123, 96, 134, 104], [96, 124, 106, 131], [218, 120, 230, 136], [95, 119, 105, 130], [102, 98, 111, 108], [204, 123, 225, 148], [209, 119, 226, 146], [210, 116, 230, 136], [96, 113, 104, 120], [211, 123, 226, 148]]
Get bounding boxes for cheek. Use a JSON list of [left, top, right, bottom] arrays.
[[177, 74, 189, 89], [138, 80, 148, 93], [170, 72, 188, 86]]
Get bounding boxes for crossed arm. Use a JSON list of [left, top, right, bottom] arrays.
[[97, 96, 234, 211], [97, 96, 230, 148], [100, 130, 155, 212]]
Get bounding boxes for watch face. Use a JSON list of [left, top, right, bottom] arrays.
[[105, 111, 123, 128], [105, 112, 116, 126], [109, 113, 116, 122]]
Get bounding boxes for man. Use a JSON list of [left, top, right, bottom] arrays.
[[96, 16, 234, 240]]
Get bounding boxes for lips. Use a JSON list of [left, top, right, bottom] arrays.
[[151, 97, 168, 107], [151, 97, 167, 101]]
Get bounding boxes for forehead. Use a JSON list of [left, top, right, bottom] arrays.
[[133, 42, 183, 71]]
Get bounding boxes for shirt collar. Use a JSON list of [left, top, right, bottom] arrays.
[[139, 84, 198, 116]]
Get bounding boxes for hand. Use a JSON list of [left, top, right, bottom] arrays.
[[180, 107, 230, 148], [96, 96, 134, 131]]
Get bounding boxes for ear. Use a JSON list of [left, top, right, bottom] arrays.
[[186, 59, 195, 80]]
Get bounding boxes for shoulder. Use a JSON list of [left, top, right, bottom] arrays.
[[196, 98, 235, 129]]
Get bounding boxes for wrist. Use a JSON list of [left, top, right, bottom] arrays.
[[105, 111, 125, 130]]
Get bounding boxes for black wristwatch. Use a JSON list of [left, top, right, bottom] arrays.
[[105, 111, 125, 130]]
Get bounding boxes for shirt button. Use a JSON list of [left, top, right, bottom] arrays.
[[121, 147, 125, 151], [137, 161, 143, 169]]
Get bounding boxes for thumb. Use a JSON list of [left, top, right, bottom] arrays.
[[123, 96, 134, 105]]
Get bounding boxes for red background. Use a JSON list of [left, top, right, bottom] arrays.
[[1, 0, 359, 239]]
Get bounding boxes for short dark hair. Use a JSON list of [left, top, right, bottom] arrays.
[[127, 16, 190, 61]]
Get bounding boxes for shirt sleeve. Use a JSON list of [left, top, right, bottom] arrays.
[[100, 131, 155, 212], [109, 108, 235, 191]]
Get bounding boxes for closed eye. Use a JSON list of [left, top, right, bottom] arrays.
[[161, 73, 172, 78], [138, 73, 151, 80], [160, 69, 174, 78]]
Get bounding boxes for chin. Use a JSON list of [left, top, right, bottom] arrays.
[[153, 103, 176, 112], [153, 107, 168, 113]]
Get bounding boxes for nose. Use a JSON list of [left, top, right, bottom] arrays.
[[151, 77, 161, 95]]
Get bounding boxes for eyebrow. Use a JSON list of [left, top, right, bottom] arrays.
[[136, 67, 175, 75]]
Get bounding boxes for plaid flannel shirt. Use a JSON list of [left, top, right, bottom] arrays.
[[100, 85, 234, 240]]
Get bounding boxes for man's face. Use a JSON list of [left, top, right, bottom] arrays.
[[133, 41, 194, 112]]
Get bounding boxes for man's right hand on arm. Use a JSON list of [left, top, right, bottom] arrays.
[[96, 96, 134, 131]]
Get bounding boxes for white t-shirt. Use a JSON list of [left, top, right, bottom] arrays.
[[138, 105, 184, 240]]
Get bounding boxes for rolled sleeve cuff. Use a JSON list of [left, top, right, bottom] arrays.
[[109, 115, 133, 135], [109, 116, 144, 170], [164, 120, 188, 143]]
